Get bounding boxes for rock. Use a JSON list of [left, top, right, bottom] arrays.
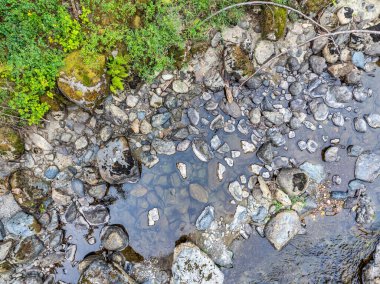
[[364, 114, 380, 128], [309, 100, 328, 121], [88, 183, 107, 200], [306, 139, 318, 153], [79, 259, 136, 284], [362, 243, 380, 283], [355, 153, 380, 182], [5, 211, 40, 237], [332, 112, 345, 127], [217, 163, 226, 181], [126, 95, 139, 108], [249, 108, 261, 124], [354, 117, 367, 133], [189, 184, 208, 203], [210, 135, 222, 150], [150, 92, 163, 108], [330, 191, 348, 200], [241, 141, 256, 153], [312, 37, 329, 53], [10, 169, 50, 214], [264, 210, 301, 250], [172, 80, 189, 93], [275, 190, 291, 206], [223, 101, 241, 118], [352, 51, 365, 69], [100, 225, 129, 251], [27, 132, 53, 151], [187, 108, 200, 126], [323, 146, 340, 162], [255, 40, 275, 65], [192, 139, 213, 162], [44, 165, 59, 179], [81, 205, 110, 226], [210, 114, 224, 130], [152, 139, 176, 155], [289, 82, 303, 96], [337, 7, 353, 25], [258, 176, 272, 200], [322, 44, 339, 64], [229, 205, 249, 231], [107, 104, 129, 124], [177, 140, 191, 152], [276, 168, 309, 197], [196, 206, 215, 231], [13, 235, 44, 264], [228, 181, 243, 201], [97, 137, 140, 184], [100, 125, 113, 142], [0, 127, 24, 161], [148, 208, 160, 226], [0, 241, 12, 261], [211, 32, 222, 47], [328, 63, 355, 79], [309, 55, 327, 75], [58, 51, 108, 110], [262, 111, 284, 125], [176, 163, 187, 179], [299, 162, 326, 183], [151, 112, 171, 128], [257, 142, 273, 164], [75, 136, 88, 150], [204, 69, 224, 91], [172, 242, 224, 284], [347, 145, 364, 157]]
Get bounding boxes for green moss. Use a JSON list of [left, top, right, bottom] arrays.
[[261, 5, 288, 40], [0, 127, 24, 160], [233, 46, 254, 76], [61, 51, 106, 87], [302, 0, 332, 13]]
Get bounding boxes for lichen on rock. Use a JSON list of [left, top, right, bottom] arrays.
[[0, 127, 24, 161], [57, 51, 109, 110]]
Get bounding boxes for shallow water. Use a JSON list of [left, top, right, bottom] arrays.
[[57, 68, 380, 283]]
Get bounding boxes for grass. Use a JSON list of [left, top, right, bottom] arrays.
[[0, 0, 249, 124]]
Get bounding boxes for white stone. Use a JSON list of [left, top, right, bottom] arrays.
[[217, 163, 226, 181], [148, 208, 160, 226], [176, 163, 187, 179], [241, 141, 256, 153]]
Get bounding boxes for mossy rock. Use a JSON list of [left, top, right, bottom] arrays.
[[0, 127, 24, 161], [0, 176, 9, 196], [57, 51, 109, 110], [261, 5, 288, 40], [10, 169, 50, 216], [301, 0, 332, 14]]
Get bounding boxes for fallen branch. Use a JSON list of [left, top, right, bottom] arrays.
[[239, 29, 380, 88], [200, 1, 339, 50]]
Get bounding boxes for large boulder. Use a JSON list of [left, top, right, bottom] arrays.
[[264, 210, 302, 250], [362, 242, 380, 283], [171, 242, 224, 284], [97, 137, 140, 184], [57, 51, 108, 110], [0, 127, 24, 161]]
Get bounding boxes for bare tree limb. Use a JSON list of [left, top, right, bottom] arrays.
[[239, 29, 380, 88]]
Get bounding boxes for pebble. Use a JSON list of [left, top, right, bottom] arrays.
[[148, 208, 160, 226], [126, 95, 139, 108], [172, 80, 189, 93], [189, 184, 209, 203], [306, 139, 318, 153], [176, 163, 187, 179], [364, 113, 380, 128], [241, 141, 256, 153], [354, 117, 367, 133], [44, 166, 59, 179], [75, 136, 88, 150], [100, 225, 129, 251], [228, 181, 243, 201], [217, 163, 226, 181], [187, 108, 200, 126], [196, 206, 215, 231], [324, 146, 340, 162]]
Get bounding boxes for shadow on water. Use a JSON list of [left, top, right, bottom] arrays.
[[57, 69, 380, 283]]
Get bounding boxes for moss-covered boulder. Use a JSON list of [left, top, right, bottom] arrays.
[[261, 5, 287, 40], [57, 51, 109, 110], [301, 0, 331, 14], [10, 169, 50, 215], [0, 127, 24, 161]]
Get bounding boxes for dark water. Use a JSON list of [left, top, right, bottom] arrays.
[[57, 69, 380, 283]]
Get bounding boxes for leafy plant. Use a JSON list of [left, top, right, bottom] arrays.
[[107, 54, 131, 94]]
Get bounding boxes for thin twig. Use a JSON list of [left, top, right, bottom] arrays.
[[200, 1, 339, 50], [239, 29, 380, 88]]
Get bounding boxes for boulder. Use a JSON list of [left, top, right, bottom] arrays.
[[276, 168, 309, 197], [97, 137, 140, 184], [57, 51, 108, 110], [355, 153, 380, 182], [171, 242, 224, 284]]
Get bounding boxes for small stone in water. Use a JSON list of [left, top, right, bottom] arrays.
[[196, 206, 215, 231], [228, 181, 243, 201], [231, 150, 241, 158], [241, 141, 256, 153], [298, 140, 307, 151], [217, 163, 226, 181], [250, 164, 262, 175], [210, 135, 222, 150], [176, 163, 187, 179], [354, 117, 367, 133], [306, 139, 318, 153], [330, 191, 348, 200], [177, 140, 191, 151], [364, 113, 380, 128], [148, 208, 160, 226], [225, 157, 234, 167], [332, 175, 342, 185], [323, 146, 340, 162]]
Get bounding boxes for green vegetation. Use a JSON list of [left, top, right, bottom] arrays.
[[0, 0, 253, 124], [273, 200, 284, 212]]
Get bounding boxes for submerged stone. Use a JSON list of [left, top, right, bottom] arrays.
[[355, 153, 380, 182]]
